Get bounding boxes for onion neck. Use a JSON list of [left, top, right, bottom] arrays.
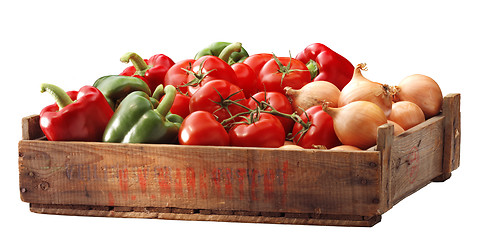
[[350, 63, 369, 82], [284, 86, 299, 99], [322, 104, 340, 118]]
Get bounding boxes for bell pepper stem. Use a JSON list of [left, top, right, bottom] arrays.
[[218, 42, 242, 62], [40, 83, 74, 110], [155, 85, 176, 117], [152, 84, 165, 100], [306, 59, 319, 80], [120, 52, 150, 75]]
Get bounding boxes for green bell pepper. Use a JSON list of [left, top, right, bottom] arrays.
[[102, 85, 183, 144], [194, 42, 249, 65], [93, 75, 152, 110]]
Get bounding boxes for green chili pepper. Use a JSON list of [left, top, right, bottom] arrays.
[[93, 75, 151, 110], [102, 85, 183, 144], [194, 42, 249, 65]]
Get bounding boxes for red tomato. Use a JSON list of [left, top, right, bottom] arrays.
[[292, 105, 341, 149], [164, 56, 238, 96], [231, 63, 258, 98], [258, 57, 311, 94], [189, 80, 248, 123], [247, 92, 294, 134], [163, 59, 195, 94], [178, 111, 230, 146], [242, 53, 273, 78], [169, 93, 191, 119], [229, 113, 285, 148]]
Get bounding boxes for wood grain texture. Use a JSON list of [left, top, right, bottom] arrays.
[[22, 115, 44, 140], [389, 115, 444, 206], [376, 123, 394, 214], [30, 204, 381, 227], [437, 93, 461, 181], [18, 94, 461, 227], [19, 139, 381, 216]]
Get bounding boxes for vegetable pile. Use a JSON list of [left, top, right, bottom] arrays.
[[38, 42, 444, 150]]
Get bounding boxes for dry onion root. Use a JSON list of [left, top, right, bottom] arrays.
[[338, 63, 393, 117], [285, 81, 340, 115], [391, 74, 443, 119], [323, 101, 387, 150]]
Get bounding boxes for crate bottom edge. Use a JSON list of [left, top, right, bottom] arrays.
[[28, 203, 381, 227]]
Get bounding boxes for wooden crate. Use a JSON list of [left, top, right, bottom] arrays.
[[18, 93, 461, 227]]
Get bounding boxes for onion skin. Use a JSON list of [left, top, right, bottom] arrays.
[[285, 81, 340, 115], [388, 101, 425, 130], [388, 120, 405, 136], [330, 145, 362, 151], [392, 74, 443, 119], [279, 141, 304, 149], [279, 144, 305, 150], [338, 63, 393, 117], [324, 101, 387, 150]]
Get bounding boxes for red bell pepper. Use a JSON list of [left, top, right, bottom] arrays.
[[39, 83, 114, 142], [295, 43, 354, 90], [120, 52, 175, 92]]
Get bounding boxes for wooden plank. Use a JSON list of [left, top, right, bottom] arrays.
[[22, 115, 44, 140], [19, 140, 382, 216], [389, 115, 445, 206], [375, 123, 394, 213], [29, 204, 381, 227], [434, 93, 461, 181]]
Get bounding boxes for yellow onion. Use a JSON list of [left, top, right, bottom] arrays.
[[323, 101, 387, 149], [388, 120, 405, 136], [330, 145, 362, 151], [338, 63, 393, 117], [392, 74, 443, 119], [279, 141, 304, 150], [284, 81, 340, 115], [388, 101, 425, 130]]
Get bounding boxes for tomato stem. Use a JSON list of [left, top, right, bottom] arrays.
[[180, 59, 215, 88], [271, 52, 309, 86], [220, 96, 310, 133]]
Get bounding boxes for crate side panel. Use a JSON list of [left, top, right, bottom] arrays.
[[390, 115, 445, 205], [22, 115, 44, 140], [19, 140, 381, 216]]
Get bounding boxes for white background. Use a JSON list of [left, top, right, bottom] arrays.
[[2, 0, 497, 239]]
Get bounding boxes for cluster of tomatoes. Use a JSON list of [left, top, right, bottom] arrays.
[[165, 54, 309, 148], [119, 43, 353, 148]]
